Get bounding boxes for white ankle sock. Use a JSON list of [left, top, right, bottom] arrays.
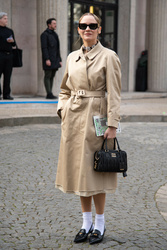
[[81, 212, 93, 233], [94, 213, 105, 235]]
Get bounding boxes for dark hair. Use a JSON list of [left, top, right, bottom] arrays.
[[46, 18, 56, 26]]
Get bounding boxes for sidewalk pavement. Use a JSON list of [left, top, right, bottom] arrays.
[[0, 91, 167, 127], [0, 91, 167, 222], [0, 123, 167, 249], [0, 92, 167, 248]]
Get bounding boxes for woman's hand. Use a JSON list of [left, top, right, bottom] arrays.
[[104, 126, 116, 139]]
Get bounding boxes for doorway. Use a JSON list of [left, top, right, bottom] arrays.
[[68, 0, 118, 53]]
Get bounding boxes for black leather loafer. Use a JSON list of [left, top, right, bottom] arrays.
[[46, 93, 57, 99], [74, 223, 94, 243], [3, 95, 14, 100], [89, 228, 106, 245]]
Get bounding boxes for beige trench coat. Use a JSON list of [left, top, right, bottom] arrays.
[[55, 42, 121, 197]]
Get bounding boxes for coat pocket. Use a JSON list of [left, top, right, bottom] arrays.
[[61, 108, 66, 121], [61, 98, 71, 121]]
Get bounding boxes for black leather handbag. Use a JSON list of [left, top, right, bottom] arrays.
[[94, 137, 127, 177], [12, 46, 23, 68]]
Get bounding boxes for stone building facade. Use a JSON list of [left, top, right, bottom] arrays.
[[0, 0, 167, 96]]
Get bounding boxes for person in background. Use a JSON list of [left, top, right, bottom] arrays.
[[55, 13, 121, 245], [40, 18, 62, 99], [0, 12, 16, 100]]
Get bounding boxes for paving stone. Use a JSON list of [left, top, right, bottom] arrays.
[[0, 123, 167, 249]]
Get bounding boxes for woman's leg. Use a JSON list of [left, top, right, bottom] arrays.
[[74, 196, 93, 243], [79, 196, 93, 232], [93, 193, 106, 235], [93, 193, 106, 214], [80, 196, 92, 212]]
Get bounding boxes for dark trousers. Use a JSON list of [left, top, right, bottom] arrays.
[[0, 52, 13, 97], [44, 69, 57, 94]]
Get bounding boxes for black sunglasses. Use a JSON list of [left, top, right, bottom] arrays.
[[79, 23, 98, 30]]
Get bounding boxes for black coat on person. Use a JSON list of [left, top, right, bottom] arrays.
[[40, 28, 62, 70]]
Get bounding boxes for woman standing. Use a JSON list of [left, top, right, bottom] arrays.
[[55, 13, 121, 245]]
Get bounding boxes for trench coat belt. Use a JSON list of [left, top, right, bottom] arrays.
[[71, 90, 105, 98]]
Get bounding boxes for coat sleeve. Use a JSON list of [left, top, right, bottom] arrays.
[[40, 32, 49, 60], [11, 30, 16, 47], [106, 51, 121, 128], [55, 33, 62, 62], [57, 57, 71, 118]]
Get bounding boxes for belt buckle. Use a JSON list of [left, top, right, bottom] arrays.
[[77, 90, 85, 96]]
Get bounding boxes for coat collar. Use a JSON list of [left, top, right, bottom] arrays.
[[46, 28, 55, 34], [75, 41, 103, 62]]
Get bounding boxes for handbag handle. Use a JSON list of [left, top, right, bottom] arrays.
[[101, 137, 121, 151]]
